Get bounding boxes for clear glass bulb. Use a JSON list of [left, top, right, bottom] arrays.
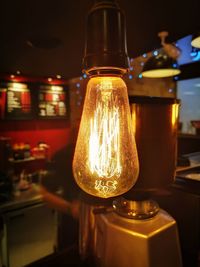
[[73, 76, 139, 198]]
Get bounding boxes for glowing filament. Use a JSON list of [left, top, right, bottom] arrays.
[[73, 76, 139, 198], [88, 81, 121, 179]]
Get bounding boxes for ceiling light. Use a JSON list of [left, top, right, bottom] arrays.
[[142, 31, 181, 78], [142, 52, 181, 78], [191, 32, 200, 48]]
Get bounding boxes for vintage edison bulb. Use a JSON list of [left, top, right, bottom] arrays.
[[73, 76, 139, 198]]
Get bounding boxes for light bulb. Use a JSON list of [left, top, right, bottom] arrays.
[[73, 76, 139, 198]]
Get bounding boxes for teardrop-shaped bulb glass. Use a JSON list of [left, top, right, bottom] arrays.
[[73, 76, 139, 198]]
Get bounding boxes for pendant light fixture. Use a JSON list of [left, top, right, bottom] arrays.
[[73, 0, 139, 198], [191, 31, 200, 49], [142, 32, 181, 78]]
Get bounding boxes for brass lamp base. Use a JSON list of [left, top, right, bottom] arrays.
[[93, 199, 182, 267]]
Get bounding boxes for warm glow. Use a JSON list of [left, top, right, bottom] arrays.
[[89, 79, 121, 179], [142, 69, 181, 78], [191, 36, 200, 49], [130, 104, 137, 135], [9, 83, 28, 92], [51, 86, 63, 92], [73, 76, 139, 198], [171, 103, 179, 127]]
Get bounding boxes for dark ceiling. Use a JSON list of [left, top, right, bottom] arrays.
[[0, 0, 199, 80]]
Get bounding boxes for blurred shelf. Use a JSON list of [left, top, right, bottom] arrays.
[[176, 163, 200, 173], [0, 183, 43, 213], [9, 157, 46, 163], [178, 133, 200, 139]]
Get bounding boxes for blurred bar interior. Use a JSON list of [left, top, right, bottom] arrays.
[[0, 0, 200, 267]]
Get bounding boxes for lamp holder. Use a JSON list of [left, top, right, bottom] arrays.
[[158, 31, 181, 60], [83, 0, 130, 76]]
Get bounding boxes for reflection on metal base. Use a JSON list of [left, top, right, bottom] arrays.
[[113, 197, 159, 219], [93, 208, 182, 267]]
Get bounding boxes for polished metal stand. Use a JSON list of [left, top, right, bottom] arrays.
[[92, 197, 182, 267]]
